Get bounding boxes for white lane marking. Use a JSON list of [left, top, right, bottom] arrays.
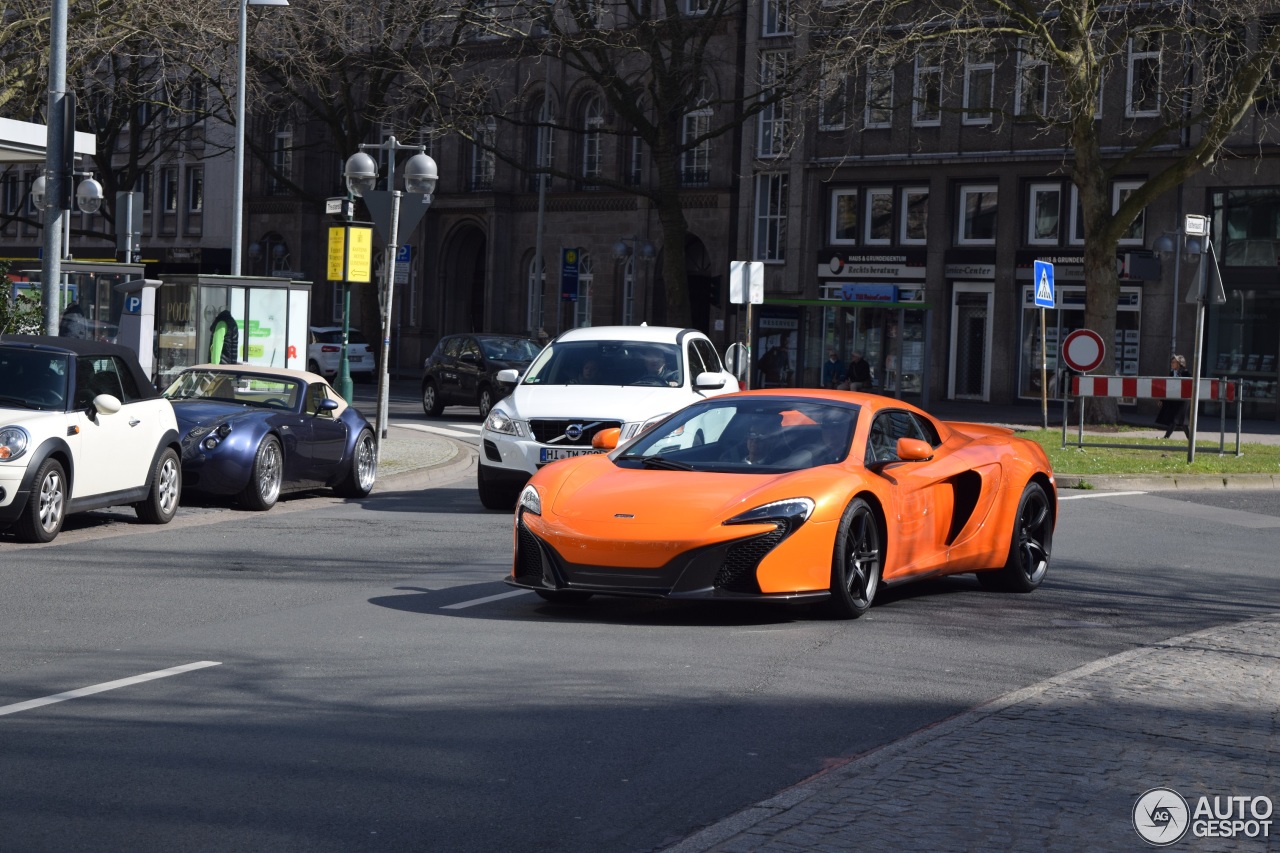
[[1059, 490, 1147, 501], [396, 423, 483, 440], [0, 661, 222, 718], [442, 589, 532, 610]]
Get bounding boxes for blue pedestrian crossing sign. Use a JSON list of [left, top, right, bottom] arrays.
[[1033, 260, 1055, 308]]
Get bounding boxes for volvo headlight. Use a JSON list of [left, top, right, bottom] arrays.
[[0, 426, 30, 461], [484, 409, 524, 437], [519, 484, 541, 516], [724, 498, 815, 528]]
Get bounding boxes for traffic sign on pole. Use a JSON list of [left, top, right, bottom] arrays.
[[1062, 328, 1106, 373], [1033, 260, 1055, 308]]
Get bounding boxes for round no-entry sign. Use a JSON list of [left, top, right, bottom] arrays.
[[1062, 329, 1106, 373]]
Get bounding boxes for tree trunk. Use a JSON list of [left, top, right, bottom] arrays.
[[651, 137, 691, 328]]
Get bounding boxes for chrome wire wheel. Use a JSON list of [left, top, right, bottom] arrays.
[[36, 467, 65, 535], [257, 441, 282, 505], [354, 431, 377, 492]]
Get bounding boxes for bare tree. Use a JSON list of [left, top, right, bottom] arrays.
[[812, 0, 1280, 421]]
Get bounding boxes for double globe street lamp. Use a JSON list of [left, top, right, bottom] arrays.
[[343, 141, 438, 449]]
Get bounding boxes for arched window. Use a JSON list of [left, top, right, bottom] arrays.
[[573, 252, 593, 328], [531, 93, 555, 191], [681, 80, 711, 186], [581, 95, 603, 182], [527, 255, 545, 334], [471, 117, 496, 191]]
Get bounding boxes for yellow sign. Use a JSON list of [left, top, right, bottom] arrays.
[[327, 225, 374, 283]]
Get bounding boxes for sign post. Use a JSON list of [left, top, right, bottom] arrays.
[[1182, 214, 1226, 463], [1033, 260, 1055, 429], [729, 261, 764, 389], [326, 221, 373, 403]]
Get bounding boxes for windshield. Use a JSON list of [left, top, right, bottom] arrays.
[[521, 341, 684, 388], [0, 348, 71, 411], [163, 369, 302, 411], [616, 398, 859, 473], [477, 336, 540, 362]]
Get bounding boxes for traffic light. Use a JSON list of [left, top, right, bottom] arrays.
[[708, 275, 722, 306]]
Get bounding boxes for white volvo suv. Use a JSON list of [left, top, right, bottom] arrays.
[[476, 326, 739, 509]]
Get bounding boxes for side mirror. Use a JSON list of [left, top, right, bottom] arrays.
[[460, 351, 479, 364], [693, 371, 726, 391], [592, 427, 621, 450], [317, 398, 340, 414], [93, 394, 122, 415], [897, 437, 933, 462], [496, 368, 520, 384]]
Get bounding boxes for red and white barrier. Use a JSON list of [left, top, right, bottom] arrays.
[[1071, 375, 1237, 403]]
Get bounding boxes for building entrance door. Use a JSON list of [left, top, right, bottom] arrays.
[[949, 283, 992, 401]]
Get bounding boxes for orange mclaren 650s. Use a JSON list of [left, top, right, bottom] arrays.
[[506, 390, 1056, 619]]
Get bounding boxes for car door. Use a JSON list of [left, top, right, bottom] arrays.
[[455, 337, 483, 404], [865, 410, 966, 581], [302, 382, 348, 482], [70, 355, 156, 498], [436, 336, 463, 404]]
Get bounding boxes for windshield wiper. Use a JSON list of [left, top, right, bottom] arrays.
[[638, 454, 694, 471], [0, 395, 36, 409]]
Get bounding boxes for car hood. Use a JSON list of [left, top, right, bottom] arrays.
[[504, 384, 695, 422], [170, 399, 261, 429], [0, 407, 65, 429]]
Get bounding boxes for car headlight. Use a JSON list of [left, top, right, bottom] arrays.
[[484, 409, 525, 437], [724, 498, 815, 530], [200, 422, 233, 451], [519, 484, 541, 516], [623, 413, 671, 439], [0, 425, 30, 462]]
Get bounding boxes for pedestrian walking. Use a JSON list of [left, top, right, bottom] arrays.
[[1155, 354, 1191, 439]]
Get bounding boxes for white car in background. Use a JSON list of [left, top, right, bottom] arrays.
[[477, 326, 739, 509], [307, 326, 375, 382]]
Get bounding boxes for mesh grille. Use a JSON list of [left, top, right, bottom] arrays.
[[529, 419, 622, 446], [515, 521, 545, 582], [715, 525, 786, 593]]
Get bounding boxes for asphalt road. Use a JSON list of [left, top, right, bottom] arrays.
[[2, 465, 1279, 851]]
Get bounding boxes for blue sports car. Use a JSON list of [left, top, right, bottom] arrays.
[[162, 365, 377, 510]]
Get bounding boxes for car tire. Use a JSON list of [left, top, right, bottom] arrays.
[[477, 386, 494, 421], [14, 458, 67, 543], [307, 359, 322, 374], [422, 380, 444, 417], [134, 448, 181, 524], [977, 481, 1053, 593], [535, 589, 594, 604], [477, 464, 519, 510], [238, 436, 283, 511], [823, 497, 882, 619], [334, 429, 377, 498]]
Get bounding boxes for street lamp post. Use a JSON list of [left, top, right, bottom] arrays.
[[230, 0, 289, 277], [344, 139, 438, 451]]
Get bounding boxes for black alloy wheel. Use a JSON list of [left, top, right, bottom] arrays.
[[978, 481, 1053, 592], [824, 497, 882, 619]]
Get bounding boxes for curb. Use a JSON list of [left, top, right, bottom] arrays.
[[377, 439, 478, 491], [662, 611, 1280, 853], [1057, 472, 1280, 491]]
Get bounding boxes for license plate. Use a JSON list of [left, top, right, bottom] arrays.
[[539, 447, 605, 463], [348, 355, 363, 362]]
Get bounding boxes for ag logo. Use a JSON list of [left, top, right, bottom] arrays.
[[1134, 788, 1190, 845]]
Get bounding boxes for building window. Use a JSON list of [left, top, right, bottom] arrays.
[[1016, 40, 1048, 118], [818, 64, 847, 131], [472, 117, 496, 191], [186, 167, 203, 213], [685, 0, 709, 15], [900, 187, 929, 245], [762, 0, 789, 37], [913, 50, 942, 126], [830, 189, 858, 244], [1113, 180, 1146, 245], [527, 255, 545, 334], [865, 187, 893, 245], [1127, 32, 1160, 117], [963, 51, 995, 124], [1028, 182, 1062, 245], [3, 173, 18, 214], [754, 173, 788, 261], [574, 252, 594, 328], [271, 124, 293, 195], [161, 166, 179, 212], [681, 83, 711, 186], [757, 51, 791, 158], [866, 66, 893, 129], [958, 184, 998, 245], [137, 170, 153, 213], [581, 95, 603, 182], [628, 132, 644, 186], [621, 255, 636, 325], [1069, 185, 1085, 245]]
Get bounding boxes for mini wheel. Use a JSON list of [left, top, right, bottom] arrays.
[[14, 458, 67, 543], [135, 448, 181, 524]]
